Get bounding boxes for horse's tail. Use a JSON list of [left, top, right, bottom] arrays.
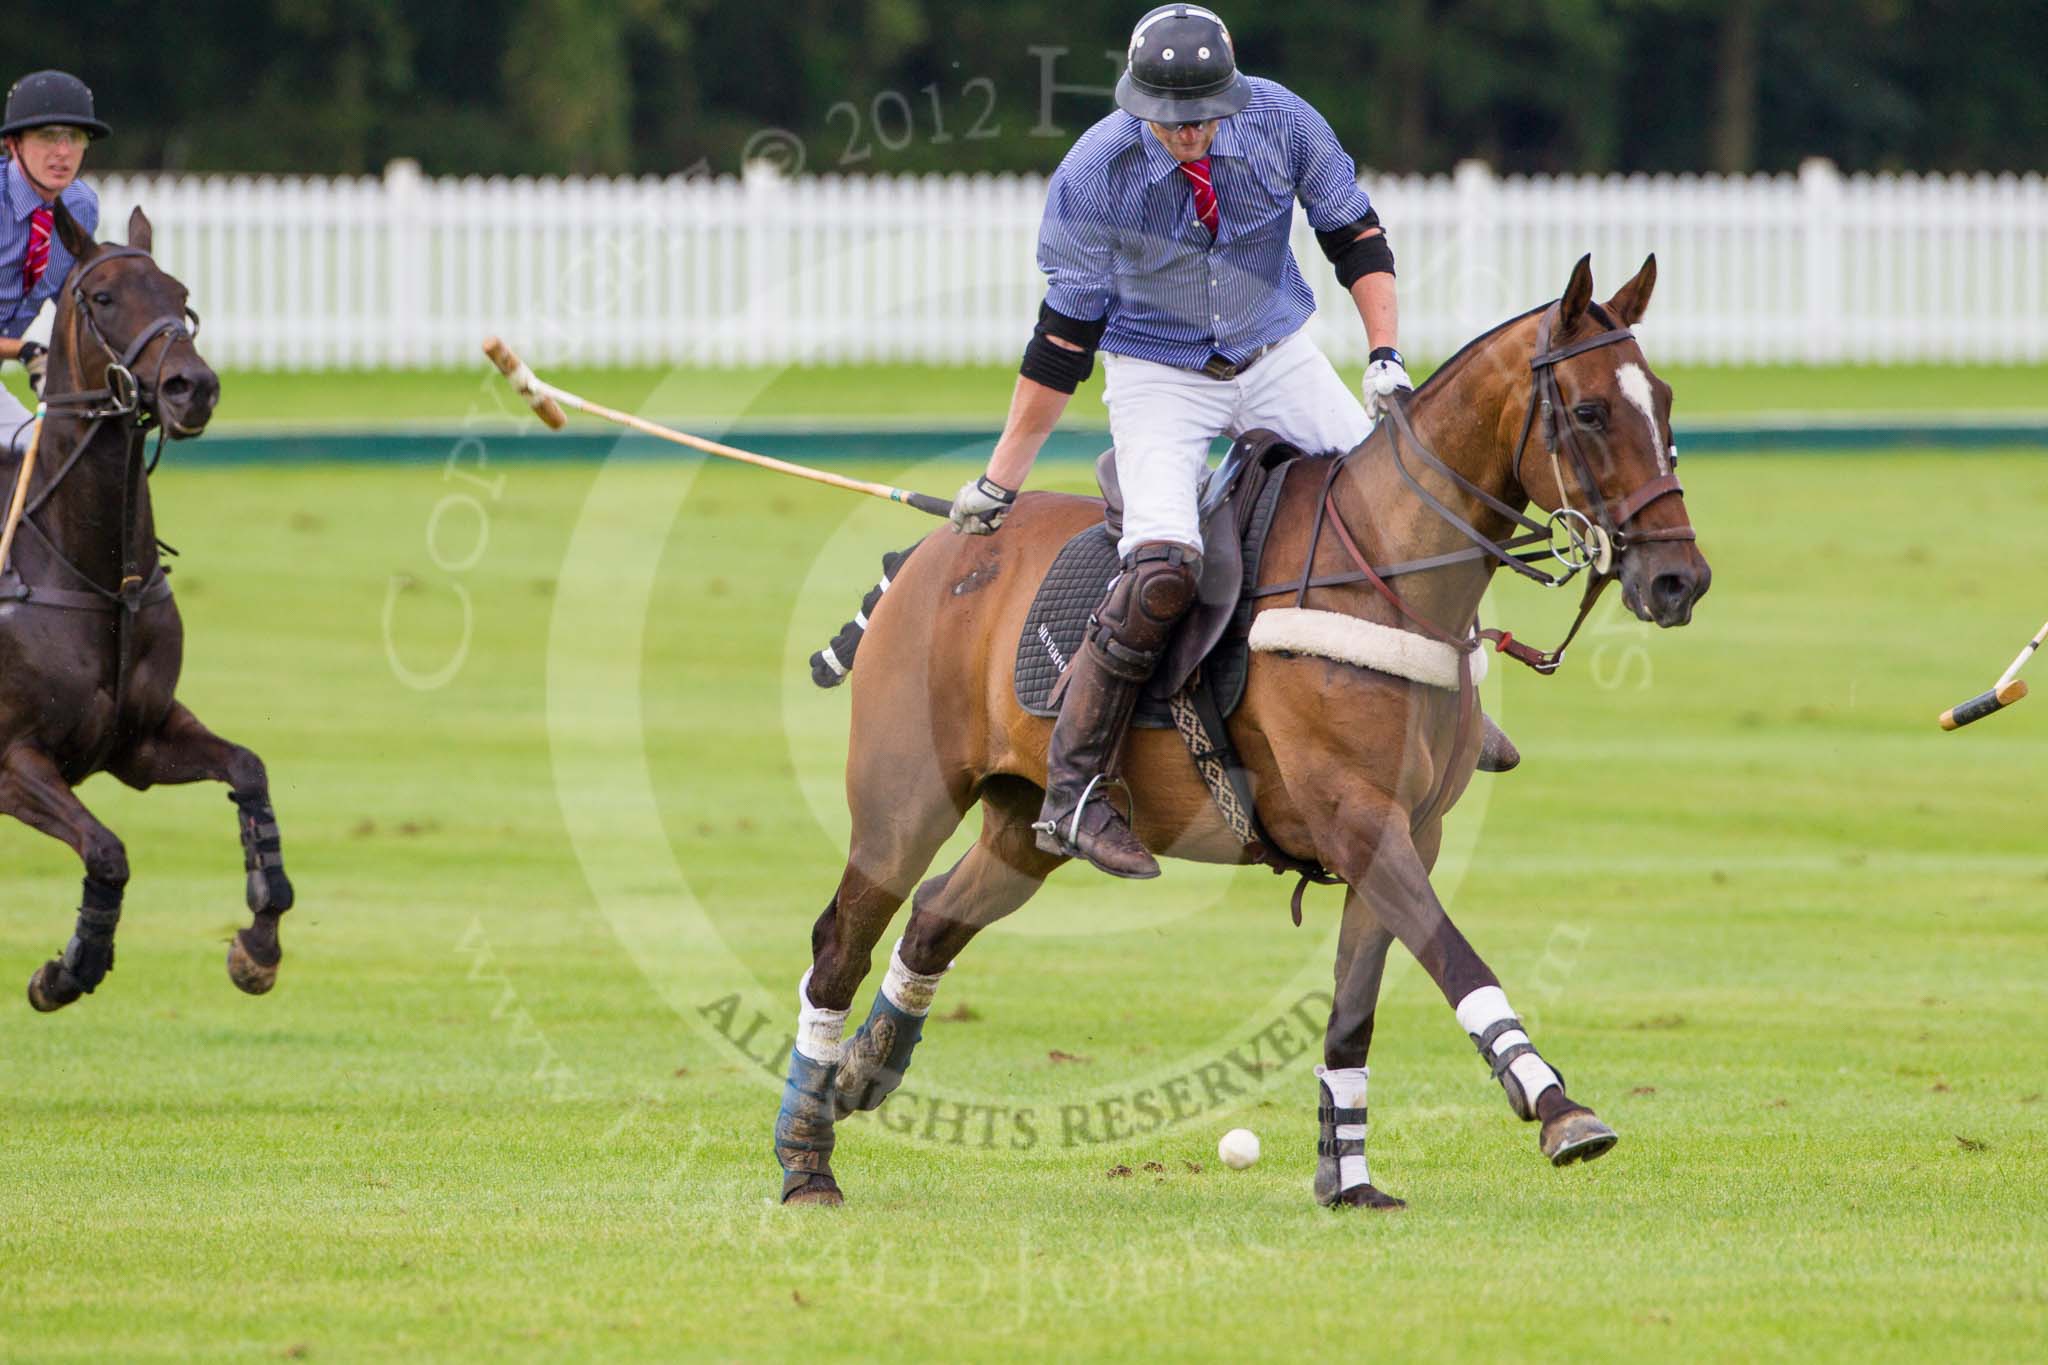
[[809, 540, 923, 688]]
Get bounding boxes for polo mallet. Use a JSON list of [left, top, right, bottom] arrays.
[[1938, 619, 2045, 731], [483, 338, 953, 518], [0, 405, 45, 578]]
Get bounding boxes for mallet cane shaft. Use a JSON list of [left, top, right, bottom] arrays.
[[0, 405, 45, 578], [483, 338, 954, 519]]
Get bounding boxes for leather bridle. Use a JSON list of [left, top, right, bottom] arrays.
[[1259, 301, 1698, 676]]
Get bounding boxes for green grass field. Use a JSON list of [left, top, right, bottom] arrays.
[[2, 443, 2045, 1361]]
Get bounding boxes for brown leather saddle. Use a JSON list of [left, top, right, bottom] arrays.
[[1013, 429, 1311, 724]]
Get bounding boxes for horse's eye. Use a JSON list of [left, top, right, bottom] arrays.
[[91, 291, 113, 307], [1573, 403, 1605, 429]]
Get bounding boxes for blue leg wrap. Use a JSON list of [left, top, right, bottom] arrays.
[[773, 1047, 840, 1201], [832, 991, 925, 1118]]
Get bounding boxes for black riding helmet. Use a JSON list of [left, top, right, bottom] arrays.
[[1114, 5, 1251, 125], [0, 70, 111, 140]]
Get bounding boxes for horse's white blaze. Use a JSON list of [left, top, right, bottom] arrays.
[[1617, 362, 1666, 475]]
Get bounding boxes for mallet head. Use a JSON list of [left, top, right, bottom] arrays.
[[482, 336, 567, 430], [1939, 678, 2028, 731]]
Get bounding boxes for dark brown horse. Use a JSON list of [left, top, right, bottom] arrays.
[[1, 204, 294, 1011], [774, 255, 1710, 1207]]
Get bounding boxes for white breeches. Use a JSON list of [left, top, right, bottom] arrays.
[[1101, 330, 1371, 559], [0, 380, 34, 456]]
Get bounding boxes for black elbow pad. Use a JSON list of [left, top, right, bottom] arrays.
[[1317, 211, 1395, 287], [1019, 302, 1105, 393]]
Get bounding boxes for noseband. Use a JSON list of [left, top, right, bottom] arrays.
[[1258, 302, 1698, 675]]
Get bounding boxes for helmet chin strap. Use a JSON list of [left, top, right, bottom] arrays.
[[6, 135, 67, 202]]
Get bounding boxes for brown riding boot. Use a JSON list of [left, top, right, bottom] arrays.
[[1034, 542, 1201, 879]]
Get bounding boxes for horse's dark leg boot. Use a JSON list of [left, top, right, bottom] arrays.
[[1034, 542, 1200, 879], [28, 878, 122, 1011], [774, 1048, 843, 1204]]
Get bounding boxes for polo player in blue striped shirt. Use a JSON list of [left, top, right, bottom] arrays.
[[949, 5, 1411, 881], [0, 70, 106, 454]]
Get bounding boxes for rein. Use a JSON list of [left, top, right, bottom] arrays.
[[1256, 304, 1697, 677]]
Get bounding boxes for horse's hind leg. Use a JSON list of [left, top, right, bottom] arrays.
[[1, 746, 129, 1012], [775, 766, 969, 1207], [833, 776, 1065, 1116], [109, 702, 295, 995]]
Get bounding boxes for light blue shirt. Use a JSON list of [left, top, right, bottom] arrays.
[[1037, 76, 1375, 370], [0, 157, 99, 338]]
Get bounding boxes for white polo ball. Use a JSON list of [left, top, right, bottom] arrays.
[[1218, 1127, 1261, 1169]]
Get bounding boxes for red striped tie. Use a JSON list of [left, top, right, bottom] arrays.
[[1178, 156, 1220, 239], [22, 205, 51, 294]]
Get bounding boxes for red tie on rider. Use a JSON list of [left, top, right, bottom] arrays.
[[1179, 156, 1220, 238], [22, 205, 52, 294]]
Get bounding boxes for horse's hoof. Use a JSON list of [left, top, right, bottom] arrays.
[[226, 933, 280, 996], [780, 1173, 844, 1207], [27, 960, 83, 1012], [1326, 1183, 1406, 1210], [1541, 1108, 1618, 1166]]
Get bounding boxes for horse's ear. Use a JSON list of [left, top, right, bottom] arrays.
[[1606, 253, 1657, 326], [127, 206, 152, 255], [1558, 253, 1594, 332], [51, 199, 96, 262]]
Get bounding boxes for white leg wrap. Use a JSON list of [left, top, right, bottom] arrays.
[[880, 939, 948, 1017], [795, 969, 848, 1064], [1454, 985, 1562, 1115], [1317, 1064, 1371, 1190]]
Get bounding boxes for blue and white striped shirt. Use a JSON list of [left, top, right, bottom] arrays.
[[1038, 76, 1373, 371], [0, 158, 98, 338]]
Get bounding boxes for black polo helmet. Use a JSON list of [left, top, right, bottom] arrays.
[[1114, 5, 1251, 125], [0, 70, 111, 140]]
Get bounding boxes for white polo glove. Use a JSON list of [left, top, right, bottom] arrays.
[[18, 299, 54, 395], [1362, 346, 1414, 423], [949, 474, 1017, 535]]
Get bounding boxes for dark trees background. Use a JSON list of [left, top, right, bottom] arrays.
[[24, 0, 2048, 176]]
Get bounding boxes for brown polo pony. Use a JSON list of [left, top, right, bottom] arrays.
[[1, 204, 294, 1011], [776, 255, 1710, 1206]]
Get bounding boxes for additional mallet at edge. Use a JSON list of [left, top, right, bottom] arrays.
[[482, 337, 953, 518], [1938, 619, 2046, 731]]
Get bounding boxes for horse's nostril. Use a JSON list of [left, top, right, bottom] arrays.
[[1651, 573, 1690, 608], [163, 376, 191, 397]]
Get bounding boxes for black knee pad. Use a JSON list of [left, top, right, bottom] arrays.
[[1095, 541, 1201, 664]]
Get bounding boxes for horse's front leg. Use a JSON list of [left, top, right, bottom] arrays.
[[1316, 896, 1404, 1209], [1321, 800, 1618, 1175], [110, 701, 295, 995], [1, 745, 128, 1011]]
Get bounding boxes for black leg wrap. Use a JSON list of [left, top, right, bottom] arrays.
[[1312, 1078, 1370, 1207], [774, 1048, 840, 1201], [1472, 1016, 1564, 1122], [832, 992, 926, 1119], [231, 788, 294, 914], [61, 881, 124, 994]]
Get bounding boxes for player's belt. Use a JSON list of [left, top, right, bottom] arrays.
[[1196, 340, 1279, 380]]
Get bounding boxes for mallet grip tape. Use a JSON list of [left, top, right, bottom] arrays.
[[1939, 678, 2028, 731], [482, 336, 568, 430]]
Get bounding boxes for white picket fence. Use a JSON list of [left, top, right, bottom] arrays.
[[87, 158, 2048, 371]]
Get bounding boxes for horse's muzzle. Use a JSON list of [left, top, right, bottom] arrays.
[[159, 365, 220, 438]]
